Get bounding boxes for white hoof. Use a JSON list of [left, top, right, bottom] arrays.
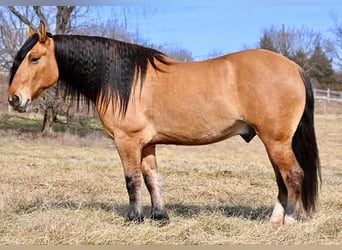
[[284, 215, 298, 224]]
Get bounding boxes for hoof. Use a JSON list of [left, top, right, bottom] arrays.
[[151, 208, 169, 219], [269, 217, 284, 227], [125, 214, 144, 225], [284, 215, 298, 224], [270, 212, 284, 226], [151, 209, 170, 226]]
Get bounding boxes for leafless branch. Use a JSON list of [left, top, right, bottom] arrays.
[[8, 6, 35, 31]]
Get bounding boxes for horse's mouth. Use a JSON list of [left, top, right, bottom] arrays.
[[17, 99, 31, 113]]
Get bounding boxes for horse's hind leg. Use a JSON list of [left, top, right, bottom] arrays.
[[263, 138, 304, 225], [141, 145, 169, 223]]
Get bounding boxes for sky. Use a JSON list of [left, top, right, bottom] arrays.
[[3, 0, 342, 61], [95, 0, 342, 60]]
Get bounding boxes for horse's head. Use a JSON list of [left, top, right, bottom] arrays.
[[8, 21, 58, 112]]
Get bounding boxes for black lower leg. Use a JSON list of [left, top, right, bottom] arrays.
[[144, 175, 169, 222], [275, 171, 288, 209], [125, 175, 144, 222]]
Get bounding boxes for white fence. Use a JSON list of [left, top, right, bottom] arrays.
[[314, 89, 342, 104]]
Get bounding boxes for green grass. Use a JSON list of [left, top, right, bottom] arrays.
[[0, 112, 104, 136], [0, 113, 42, 131]]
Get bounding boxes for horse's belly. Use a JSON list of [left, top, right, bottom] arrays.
[[153, 119, 248, 146]]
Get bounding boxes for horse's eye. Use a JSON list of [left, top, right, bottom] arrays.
[[30, 57, 40, 64]]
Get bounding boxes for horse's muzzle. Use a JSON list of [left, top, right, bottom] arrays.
[[8, 94, 31, 113]]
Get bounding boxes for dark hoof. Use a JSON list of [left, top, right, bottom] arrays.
[[125, 214, 144, 225], [151, 209, 170, 226]]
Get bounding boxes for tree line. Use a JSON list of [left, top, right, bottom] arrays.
[[0, 6, 341, 136], [258, 24, 338, 88]]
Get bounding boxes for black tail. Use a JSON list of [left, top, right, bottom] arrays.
[[292, 70, 321, 214]]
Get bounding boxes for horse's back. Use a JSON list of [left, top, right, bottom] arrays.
[[135, 49, 306, 145]]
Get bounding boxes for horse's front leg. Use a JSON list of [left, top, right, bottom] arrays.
[[141, 145, 169, 224], [116, 142, 144, 223]]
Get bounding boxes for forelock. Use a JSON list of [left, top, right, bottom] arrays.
[[9, 33, 39, 85]]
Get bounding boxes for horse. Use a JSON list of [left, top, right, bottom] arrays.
[[8, 22, 320, 225]]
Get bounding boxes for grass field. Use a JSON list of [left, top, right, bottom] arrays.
[[0, 112, 341, 245]]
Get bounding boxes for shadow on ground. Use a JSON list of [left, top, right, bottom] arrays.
[[15, 198, 273, 222]]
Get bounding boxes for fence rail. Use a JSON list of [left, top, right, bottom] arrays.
[[314, 89, 342, 104]]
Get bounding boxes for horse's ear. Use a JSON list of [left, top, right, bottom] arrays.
[[27, 26, 35, 38], [37, 21, 47, 42]]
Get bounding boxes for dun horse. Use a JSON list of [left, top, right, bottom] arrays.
[[8, 22, 320, 225]]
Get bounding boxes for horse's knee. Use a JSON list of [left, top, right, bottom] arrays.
[[264, 141, 301, 183], [141, 146, 160, 195]]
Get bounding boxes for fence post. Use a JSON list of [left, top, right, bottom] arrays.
[[327, 88, 330, 103]]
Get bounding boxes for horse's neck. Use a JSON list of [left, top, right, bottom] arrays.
[[54, 38, 101, 102], [53, 35, 170, 116]]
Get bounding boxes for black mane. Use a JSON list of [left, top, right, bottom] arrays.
[[53, 35, 170, 115], [10, 34, 170, 115]]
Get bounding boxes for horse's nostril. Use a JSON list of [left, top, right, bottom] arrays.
[[9, 94, 20, 107]]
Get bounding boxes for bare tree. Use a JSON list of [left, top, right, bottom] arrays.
[[260, 25, 323, 61], [259, 24, 335, 85], [331, 12, 342, 70], [0, 8, 28, 73], [259, 25, 327, 71], [56, 6, 75, 34]]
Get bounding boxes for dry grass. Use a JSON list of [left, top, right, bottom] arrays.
[[0, 113, 341, 245]]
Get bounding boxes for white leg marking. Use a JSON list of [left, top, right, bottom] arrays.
[[270, 199, 285, 225]]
